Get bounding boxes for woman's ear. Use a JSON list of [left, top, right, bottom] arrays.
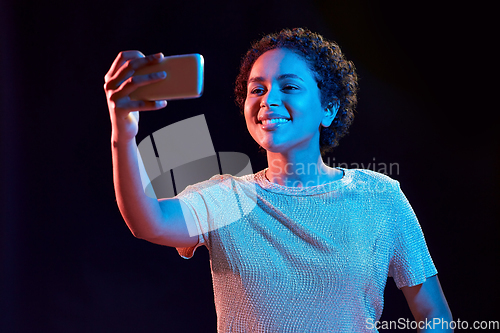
[[321, 101, 339, 128]]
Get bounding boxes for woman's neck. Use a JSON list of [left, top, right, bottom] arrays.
[[265, 150, 342, 187]]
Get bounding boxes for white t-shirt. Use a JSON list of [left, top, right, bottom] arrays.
[[176, 168, 437, 332]]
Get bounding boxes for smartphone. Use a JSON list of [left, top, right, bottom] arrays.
[[129, 53, 204, 101]]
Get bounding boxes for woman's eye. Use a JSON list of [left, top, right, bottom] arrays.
[[283, 85, 298, 91], [250, 87, 264, 94]]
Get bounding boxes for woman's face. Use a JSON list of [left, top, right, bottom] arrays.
[[244, 48, 335, 155]]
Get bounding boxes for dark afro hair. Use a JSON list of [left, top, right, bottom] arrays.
[[234, 28, 358, 154]]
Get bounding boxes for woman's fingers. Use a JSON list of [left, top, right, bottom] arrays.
[[105, 52, 164, 91], [109, 70, 167, 102], [104, 50, 168, 116], [104, 50, 145, 82]]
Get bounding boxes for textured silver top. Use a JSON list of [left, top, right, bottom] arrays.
[[176, 168, 437, 332]]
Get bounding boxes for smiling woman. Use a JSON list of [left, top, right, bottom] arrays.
[[246, 50, 326, 149], [105, 28, 452, 332], [243, 48, 344, 185], [235, 28, 358, 155]]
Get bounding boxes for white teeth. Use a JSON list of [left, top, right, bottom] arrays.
[[261, 118, 290, 125]]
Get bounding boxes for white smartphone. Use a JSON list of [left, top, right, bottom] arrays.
[[129, 53, 204, 101]]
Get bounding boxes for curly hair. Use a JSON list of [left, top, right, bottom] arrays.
[[234, 28, 358, 154]]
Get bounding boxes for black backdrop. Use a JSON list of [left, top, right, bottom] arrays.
[[1, 1, 498, 332]]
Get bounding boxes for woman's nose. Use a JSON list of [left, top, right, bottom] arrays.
[[260, 87, 280, 108]]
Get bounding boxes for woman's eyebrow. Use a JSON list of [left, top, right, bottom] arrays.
[[248, 74, 304, 83], [278, 74, 304, 81], [248, 76, 265, 84]]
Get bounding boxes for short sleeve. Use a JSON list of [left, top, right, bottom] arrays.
[[388, 184, 438, 288], [174, 183, 212, 260], [173, 174, 256, 259], [175, 193, 208, 259]]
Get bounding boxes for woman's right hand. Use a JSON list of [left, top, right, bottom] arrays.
[[104, 51, 168, 142]]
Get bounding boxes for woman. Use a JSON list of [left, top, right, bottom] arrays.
[[104, 28, 452, 332]]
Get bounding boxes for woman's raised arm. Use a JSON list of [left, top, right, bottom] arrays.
[[104, 51, 199, 248]]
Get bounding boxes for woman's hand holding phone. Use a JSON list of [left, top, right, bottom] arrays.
[[104, 51, 168, 142], [104, 51, 198, 248]]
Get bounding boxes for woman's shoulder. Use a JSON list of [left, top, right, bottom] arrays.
[[178, 172, 258, 195], [209, 172, 257, 185], [348, 168, 398, 182], [344, 168, 401, 193]]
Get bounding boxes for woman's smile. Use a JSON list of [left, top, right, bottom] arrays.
[[260, 119, 290, 130]]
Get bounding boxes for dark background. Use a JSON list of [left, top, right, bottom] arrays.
[[1, 0, 498, 332]]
